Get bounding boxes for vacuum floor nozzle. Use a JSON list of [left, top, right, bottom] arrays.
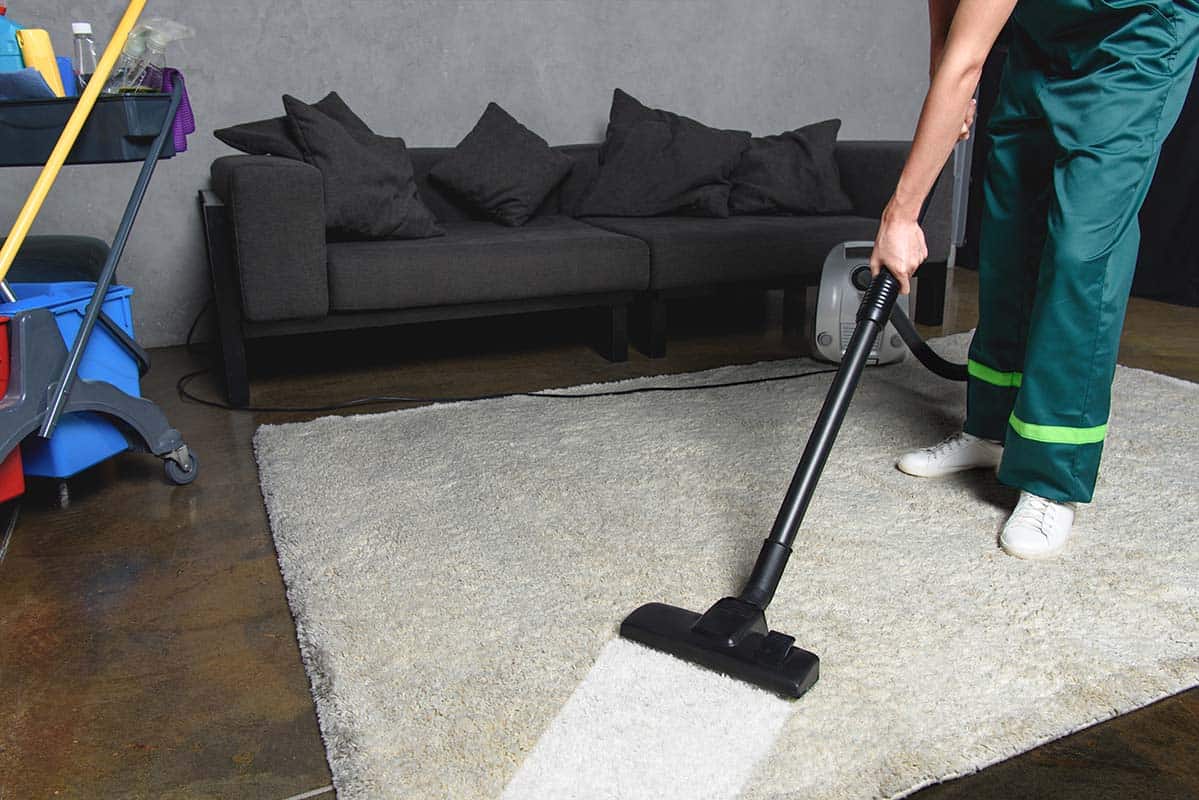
[[620, 598, 819, 699]]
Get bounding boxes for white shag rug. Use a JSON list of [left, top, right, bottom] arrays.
[[254, 334, 1199, 800]]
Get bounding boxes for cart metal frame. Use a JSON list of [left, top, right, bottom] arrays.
[[0, 82, 197, 484]]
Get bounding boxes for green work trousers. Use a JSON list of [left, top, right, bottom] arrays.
[[966, 0, 1199, 502]]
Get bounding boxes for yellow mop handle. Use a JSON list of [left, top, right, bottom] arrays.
[[0, 0, 148, 284]]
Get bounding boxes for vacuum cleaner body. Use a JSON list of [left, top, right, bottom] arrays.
[[813, 242, 909, 366]]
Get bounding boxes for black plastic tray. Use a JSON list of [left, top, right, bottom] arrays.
[[0, 93, 175, 167]]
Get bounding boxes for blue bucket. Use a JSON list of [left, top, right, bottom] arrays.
[[1, 282, 140, 478]]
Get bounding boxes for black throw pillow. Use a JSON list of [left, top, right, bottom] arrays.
[[728, 119, 855, 216], [282, 94, 443, 240], [214, 92, 370, 160], [575, 89, 751, 218], [428, 103, 574, 227]]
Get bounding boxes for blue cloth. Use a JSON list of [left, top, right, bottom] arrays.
[[0, 67, 54, 100], [56, 56, 76, 97]]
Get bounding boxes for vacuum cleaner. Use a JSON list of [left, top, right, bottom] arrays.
[[620, 264, 967, 698]]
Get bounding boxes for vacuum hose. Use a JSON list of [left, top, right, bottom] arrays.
[[889, 302, 968, 382], [848, 258, 968, 382]]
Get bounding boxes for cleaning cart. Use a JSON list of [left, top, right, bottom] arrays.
[[0, 0, 197, 486]]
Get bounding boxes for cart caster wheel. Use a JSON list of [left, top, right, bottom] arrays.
[[165, 452, 199, 485]]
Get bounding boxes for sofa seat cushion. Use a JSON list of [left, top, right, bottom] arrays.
[[326, 216, 649, 312], [580, 215, 880, 290]]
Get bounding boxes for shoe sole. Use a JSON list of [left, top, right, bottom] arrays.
[[1000, 527, 1072, 559], [999, 539, 1068, 560], [895, 460, 1002, 479]]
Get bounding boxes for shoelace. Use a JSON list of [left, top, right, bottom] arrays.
[[926, 432, 971, 459], [1009, 494, 1055, 536]]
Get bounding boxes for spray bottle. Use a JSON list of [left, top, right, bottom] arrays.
[[0, 5, 24, 74], [102, 17, 192, 94]]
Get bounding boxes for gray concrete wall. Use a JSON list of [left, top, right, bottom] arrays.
[[3, 0, 930, 347]]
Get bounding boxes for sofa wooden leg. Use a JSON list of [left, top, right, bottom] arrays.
[[913, 260, 947, 326], [601, 303, 629, 362], [218, 326, 251, 408], [200, 191, 251, 408], [641, 294, 667, 359], [782, 284, 808, 338]]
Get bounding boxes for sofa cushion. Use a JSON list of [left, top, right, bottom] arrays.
[[283, 94, 443, 240], [575, 89, 751, 218], [729, 119, 855, 216], [213, 91, 370, 160], [408, 144, 602, 223], [326, 216, 649, 312], [428, 103, 574, 227], [581, 215, 880, 290], [597, 88, 750, 166]]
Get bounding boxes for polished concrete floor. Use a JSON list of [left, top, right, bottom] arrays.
[[0, 268, 1196, 799]]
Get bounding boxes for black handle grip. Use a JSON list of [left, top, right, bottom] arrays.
[[858, 267, 902, 327]]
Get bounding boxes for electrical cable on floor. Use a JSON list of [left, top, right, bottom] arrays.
[[278, 785, 334, 800], [185, 297, 214, 358], [0, 501, 21, 571], [177, 302, 843, 413]]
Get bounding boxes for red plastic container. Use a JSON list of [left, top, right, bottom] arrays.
[[0, 317, 24, 502]]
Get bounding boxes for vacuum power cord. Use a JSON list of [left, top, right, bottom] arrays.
[[176, 294, 964, 415], [176, 367, 843, 414]]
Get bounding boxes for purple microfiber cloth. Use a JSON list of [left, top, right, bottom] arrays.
[[161, 68, 195, 153]]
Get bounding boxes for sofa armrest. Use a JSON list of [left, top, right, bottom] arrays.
[[209, 155, 329, 322], [834, 139, 953, 264]]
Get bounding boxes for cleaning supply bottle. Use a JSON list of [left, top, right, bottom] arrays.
[[15, 28, 64, 96], [106, 29, 165, 94], [0, 6, 24, 74], [101, 17, 192, 94], [71, 22, 98, 92], [129, 27, 168, 92], [102, 28, 145, 94]]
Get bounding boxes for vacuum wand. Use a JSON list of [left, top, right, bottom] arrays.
[[739, 268, 902, 608], [620, 267, 904, 698]]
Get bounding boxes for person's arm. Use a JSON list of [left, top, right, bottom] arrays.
[[928, 0, 961, 78], [870, 0, 1016, 294]]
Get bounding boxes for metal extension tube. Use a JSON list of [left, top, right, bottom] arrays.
[[739, 269, 903, 609]]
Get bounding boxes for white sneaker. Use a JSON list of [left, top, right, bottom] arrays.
[[896, 431, 1003, 478], [999, 491, 1076, 560]]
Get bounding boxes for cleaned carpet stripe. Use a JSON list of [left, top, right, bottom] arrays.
[[500, 639, 793, 800]]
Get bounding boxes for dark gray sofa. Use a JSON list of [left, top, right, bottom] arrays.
[[200, 140, 949, 406]]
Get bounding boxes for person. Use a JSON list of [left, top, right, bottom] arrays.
[[871, 0, 1199, 559]]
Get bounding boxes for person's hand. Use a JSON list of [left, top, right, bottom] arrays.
[[870, 205, 928, 296], [959, 98, 977, 141]]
